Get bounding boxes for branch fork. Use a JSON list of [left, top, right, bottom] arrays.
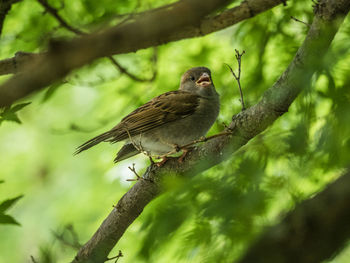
[[225, 49, 246, 111]]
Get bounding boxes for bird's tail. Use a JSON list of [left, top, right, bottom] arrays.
[[114, 143, 139, 163], [74, 130, 115, 155]]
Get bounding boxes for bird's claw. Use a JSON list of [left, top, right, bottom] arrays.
[[178, 148, 191, 163], [156, 156, 169, 167]]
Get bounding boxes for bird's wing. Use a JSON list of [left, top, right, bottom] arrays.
[[111, 90, 200, 141], [75, 91, 200, 153]]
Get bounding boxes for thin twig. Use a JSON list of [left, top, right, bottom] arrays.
[[114, 0, 142, 26], [106, 250, 123, 262], [37, 0, 85, 35], [291, 16, 311, 27], [225, 49, 246, 111], [108, 48, 158, 82], [36, 0, 157, 82], [127, 163, 141, 181]]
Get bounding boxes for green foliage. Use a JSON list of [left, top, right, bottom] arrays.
[[0, 0, 350, 262], [42, 81, 68, 102], [0, 194, 23, 225], [0, 102, 31, 125]]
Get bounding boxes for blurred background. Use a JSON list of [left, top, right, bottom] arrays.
[[0, 0, 350, 262]]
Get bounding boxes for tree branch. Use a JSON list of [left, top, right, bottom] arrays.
[[107, 53, 158, 83], [36, 0, 84, 35], [0, 51, 46, 75], [238, 168, 350, 263], [0, 0, 286, 107], [225, 49, 246, 111], [36, 0, 157, 83], [71, 0, 350, 262]]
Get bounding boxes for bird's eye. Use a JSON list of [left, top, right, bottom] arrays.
[[190, 76, 195, 81]]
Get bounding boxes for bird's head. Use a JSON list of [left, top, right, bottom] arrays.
[[179, 67, 218, 98]]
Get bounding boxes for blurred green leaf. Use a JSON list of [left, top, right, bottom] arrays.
[[10, 102, 32, 112], [0, 195, 23, 226], [0, 102, 31, 125], [0, 214, 20, 225], [0, 195, 23, 213], [38, 244, 57, 263], [42, 81, 67, 102]]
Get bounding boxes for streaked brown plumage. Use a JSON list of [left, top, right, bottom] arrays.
[[76, 67, 220, 163]]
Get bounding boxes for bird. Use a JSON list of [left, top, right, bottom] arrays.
[[75, 67, 220, 165]]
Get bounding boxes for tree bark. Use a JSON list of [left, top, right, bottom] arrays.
[[72, 0, 350, 262], [0, 0, 287, 107]]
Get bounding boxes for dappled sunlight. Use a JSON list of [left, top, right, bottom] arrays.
[[0, 0, 350, 262]]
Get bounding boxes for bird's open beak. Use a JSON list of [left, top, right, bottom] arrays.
[[196, 72, 211, 87]]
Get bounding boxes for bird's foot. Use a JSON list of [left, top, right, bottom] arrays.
[[156, 156, 169, 167], [155, 146, 193, 166], [178, 148, 192, 163]]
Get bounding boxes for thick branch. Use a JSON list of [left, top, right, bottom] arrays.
[[238, 169, 350, 263], [0, 0, 285, 107], [36, 0, 157, 83], [0, 52, 43, 75], [72, 0, 350, 262]]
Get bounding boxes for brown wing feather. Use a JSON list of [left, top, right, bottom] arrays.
[[109, 90, 200, 141], [75, 91, 200, 153]]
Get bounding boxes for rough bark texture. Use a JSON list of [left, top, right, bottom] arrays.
[[238, 169, 350, 263], [0, 0, 287, 107], [72, 0, 350, 262]]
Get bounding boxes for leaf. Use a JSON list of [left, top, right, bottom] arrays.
[[0, 102, 31, 125], [0, 214, 20, 225], [11, 102, 32, 112], [42, 81, 66, 102], [0, 195, 23, 213], [0, 180, 4, 184]]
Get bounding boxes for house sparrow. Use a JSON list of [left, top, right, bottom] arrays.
[[76, 67, 220, 164]]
